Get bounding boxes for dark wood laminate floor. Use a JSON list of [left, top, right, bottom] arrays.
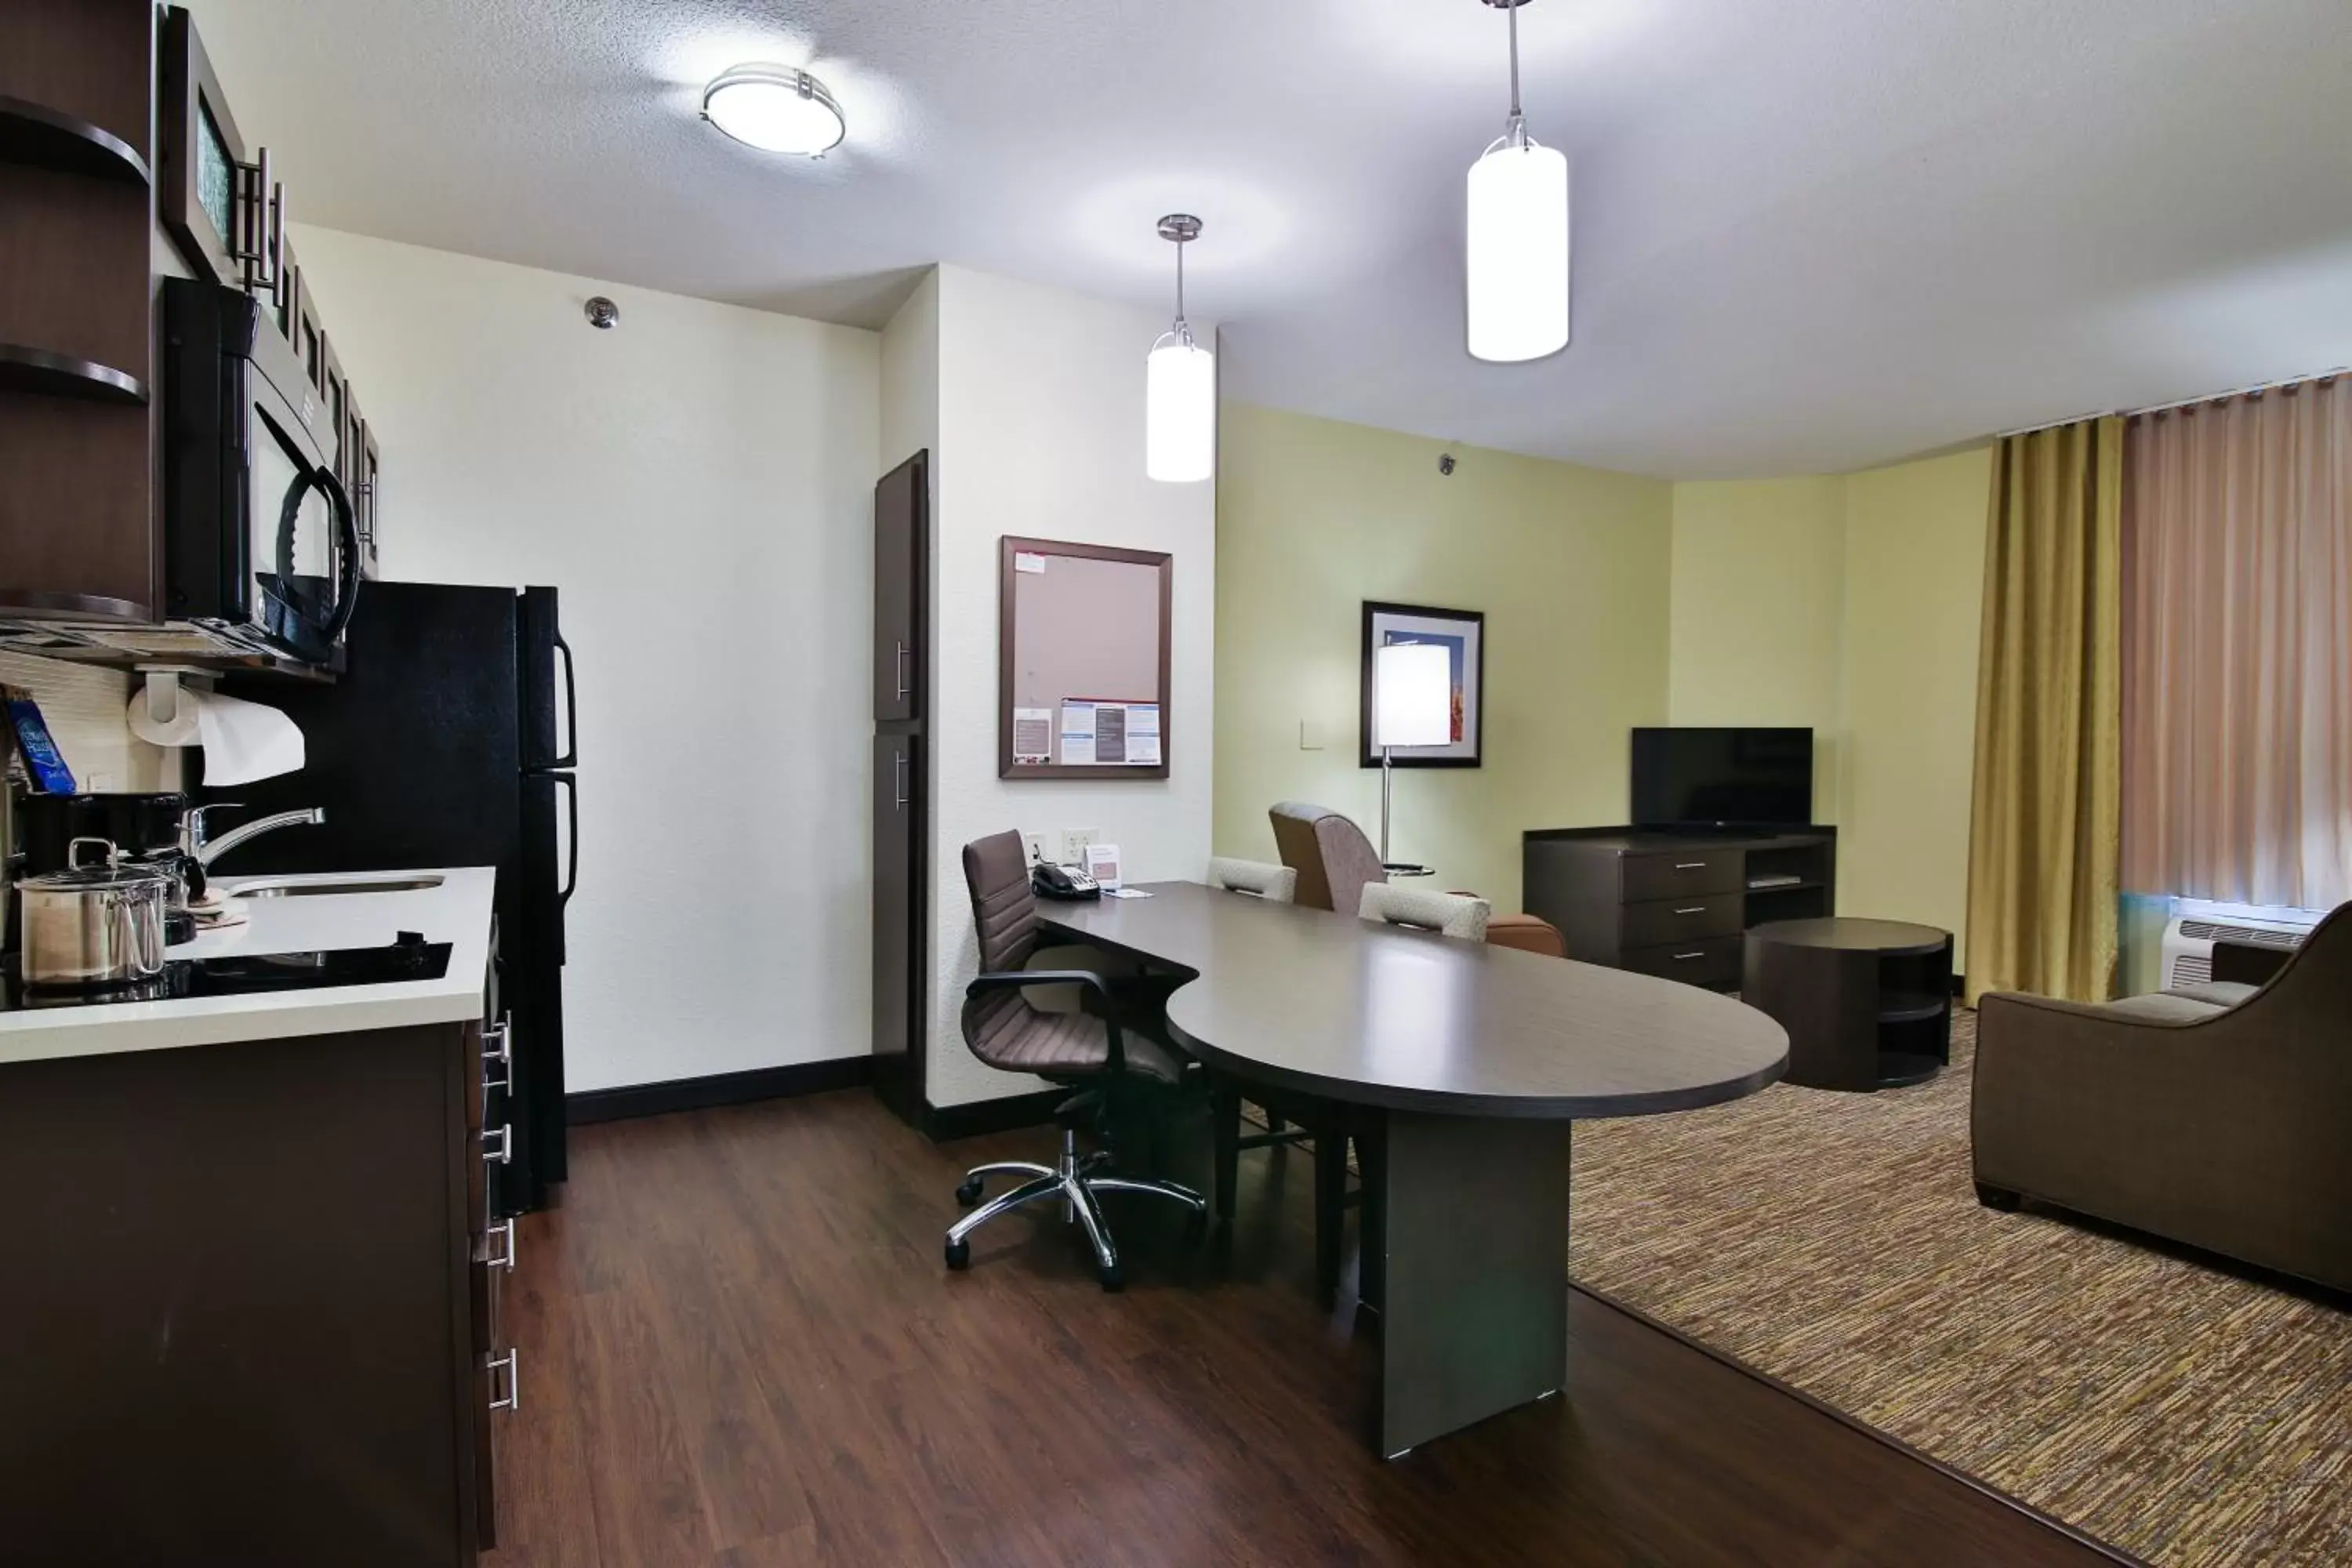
[[486, 1088, 2127, 1568]]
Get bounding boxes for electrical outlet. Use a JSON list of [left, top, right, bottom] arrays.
[[1021, 831, 1049, 866], [1061, 826, 1099, 865]]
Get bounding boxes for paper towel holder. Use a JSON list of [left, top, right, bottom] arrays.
[[134, 665, 214, 728]]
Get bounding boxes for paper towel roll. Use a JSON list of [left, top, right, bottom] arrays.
[[125, 687, 306, 785]]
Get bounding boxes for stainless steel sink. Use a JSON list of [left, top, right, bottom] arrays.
[[233, 875, 446, 899]]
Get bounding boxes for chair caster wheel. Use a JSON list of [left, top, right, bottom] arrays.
[[945, 1237, 971, 1271], [1098, 1262, 1124, 1293], [954, 1177, 984, 1207]]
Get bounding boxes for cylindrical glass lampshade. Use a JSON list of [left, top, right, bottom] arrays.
[[1374, 641, 1454, 749], [1465, 138, 1570, 362], [1146, 336, 1216, 483]]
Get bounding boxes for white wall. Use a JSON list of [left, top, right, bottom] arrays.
[[290, 227, 880, 1093], [924, 265, 1218, 1107]]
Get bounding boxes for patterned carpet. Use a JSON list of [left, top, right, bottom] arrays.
[[1568, 1011, 2352, 1567]]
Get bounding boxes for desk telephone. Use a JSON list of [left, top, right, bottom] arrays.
[[1031, 861, 1100, 901]]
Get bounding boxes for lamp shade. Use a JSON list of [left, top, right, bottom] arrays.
[[1146, 336, 1215, 483], [1374, 641, 1454, 749], [1465, 138, 1570, 362]]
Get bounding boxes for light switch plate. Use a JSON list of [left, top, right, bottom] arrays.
[[1299, 720, 1323, 751], [1061, 826, 1099, 864]]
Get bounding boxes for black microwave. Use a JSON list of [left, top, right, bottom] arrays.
[[161, 277, 361, 667]]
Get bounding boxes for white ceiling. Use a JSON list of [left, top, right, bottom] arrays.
[[191, 0, 2352, 477]]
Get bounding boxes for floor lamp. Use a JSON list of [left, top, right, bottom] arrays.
[[1373, 641, 1454, 867]]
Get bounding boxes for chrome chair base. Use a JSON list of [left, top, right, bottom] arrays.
[[944, 1126, 1206, 1291]]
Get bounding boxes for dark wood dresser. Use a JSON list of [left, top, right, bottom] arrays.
[[1522, 826, 1838, 991]]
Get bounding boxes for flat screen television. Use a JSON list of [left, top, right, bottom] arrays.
[[1631, 728, 1814, 828]]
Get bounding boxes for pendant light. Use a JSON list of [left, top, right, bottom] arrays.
[[1146, 214, 1214, 483], [1465, 0, 1570, 362]]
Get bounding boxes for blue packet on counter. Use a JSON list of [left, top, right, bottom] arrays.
[[3, 688, 78, 794]]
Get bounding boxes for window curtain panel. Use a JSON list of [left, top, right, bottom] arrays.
[[1965, 418, 2125, 1005], [2121, 376, 2352, 911]]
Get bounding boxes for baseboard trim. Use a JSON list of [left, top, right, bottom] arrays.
[[568, 1055, 875, 1125], [1570, 1283, 2145, 1566], [921, 1087, 1065, 1142]]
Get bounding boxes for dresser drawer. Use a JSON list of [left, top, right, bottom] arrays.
[[1622, 891, 1745, 949], [1622, 849, 1744, 902], [1625, 934, 1744, 990]]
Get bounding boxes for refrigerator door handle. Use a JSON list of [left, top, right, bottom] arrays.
[[550, 631, 579, 770], [554, 773, 579, 907]]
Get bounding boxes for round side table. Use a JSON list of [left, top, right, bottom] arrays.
[[1742, 918, 1954, 1091]]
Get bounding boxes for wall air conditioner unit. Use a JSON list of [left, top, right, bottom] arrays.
[[2158, 900, 2324, 989]]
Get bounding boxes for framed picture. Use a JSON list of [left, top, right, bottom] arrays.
[[1359, 601, 1484, 768]]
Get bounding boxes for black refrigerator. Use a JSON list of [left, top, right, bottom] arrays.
[[213, 581, 578, 1214]]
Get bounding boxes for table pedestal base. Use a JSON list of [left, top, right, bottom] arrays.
[[1366, 1111, 1573, 1457]]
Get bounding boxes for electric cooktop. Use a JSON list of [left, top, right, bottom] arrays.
[[2, 931, 452, 1011]]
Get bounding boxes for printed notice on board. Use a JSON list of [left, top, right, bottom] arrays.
[[1014, 552, 1049, 574], [1123, 703, 1160, 765], [1094, 704, 1127, 764], [1059, 701, 1096, 766], [1012, 707, 1053, 764]]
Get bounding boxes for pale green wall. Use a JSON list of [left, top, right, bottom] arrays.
[[1214, 401, 1992, 965], [1667, 476, 1849, 821], [1838, 448, 1993, 964], [1214, 403, 1673, 908]]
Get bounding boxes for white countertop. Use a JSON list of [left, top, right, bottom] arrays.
[[0, 866, 497, 1065]]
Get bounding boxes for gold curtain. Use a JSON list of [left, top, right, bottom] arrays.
[[1965, 418, 2124, 1004]]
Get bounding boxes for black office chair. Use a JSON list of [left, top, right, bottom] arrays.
[[944, 830, 1206, 1290]]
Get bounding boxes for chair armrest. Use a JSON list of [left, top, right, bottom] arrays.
[[964, 971, 1125, 1073]]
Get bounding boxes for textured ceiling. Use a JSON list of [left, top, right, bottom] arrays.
[[189, 0, 2352, 477]]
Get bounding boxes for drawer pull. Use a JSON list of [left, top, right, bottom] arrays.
[[1673, 951, 1706, 961], [488, 1348, 521, 1413], [487, 1217, 517, 1272], [481, 1017, 514, 1093], [1675, 906, 1707, 916], [483, 1124, 512, 1165], [1674, 862, 1708, 871]]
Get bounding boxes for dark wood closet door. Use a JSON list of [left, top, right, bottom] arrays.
[[871, 729, 925, 1123], [873, 450, 928, 723]]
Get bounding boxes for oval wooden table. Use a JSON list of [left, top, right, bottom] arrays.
[[1040, 881, 1788, 1457]]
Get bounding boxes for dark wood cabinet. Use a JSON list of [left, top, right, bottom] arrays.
[[873, 450, 927, 724], [0, 0, 159, 622], [872, 450, 929, 1126], [1, 2, 385, 631], [1523, 827, 1838, 992], [0, 1016, 514, 1565]]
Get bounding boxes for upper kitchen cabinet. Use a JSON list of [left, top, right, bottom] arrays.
[[0, 3, 387, 654], [0, 0, 159, 622]]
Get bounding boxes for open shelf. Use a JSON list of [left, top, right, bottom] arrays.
[[0, 344, 147, 405], [0, 95, 151, 186], [1879, 990, 1951, 1025]]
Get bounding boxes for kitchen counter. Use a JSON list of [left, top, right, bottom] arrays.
[[0, 866, 496, 1065]]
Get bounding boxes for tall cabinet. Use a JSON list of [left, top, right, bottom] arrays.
[[871, 451, 930, 1126]]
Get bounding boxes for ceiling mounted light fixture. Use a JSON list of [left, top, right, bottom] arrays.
[[1146, 214, 1214, 484], [1465, 0, 1570, 362], [702, 64, 846, 157]]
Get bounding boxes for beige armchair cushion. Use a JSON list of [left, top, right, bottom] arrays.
[[1207, 856, 1298, 904]]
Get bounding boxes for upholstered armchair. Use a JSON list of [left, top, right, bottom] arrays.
[[1971, 902, 2352, 1293], [1266, 800, 1563, 953]]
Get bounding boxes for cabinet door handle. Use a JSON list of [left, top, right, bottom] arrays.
[[893, 750, 909, 811], [1675, 906, 1706, 916], [486, 1217, 517, 1272], [895, 641, 911, 701], [483, 1124, 512, 1165], [481, 1014, 514, 1093], [1674, 862, 1707, 871], [1673, 951, 1706, 961], [487, 1349, 521, 1413]]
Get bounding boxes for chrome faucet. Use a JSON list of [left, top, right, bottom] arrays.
[[187, 805, 327, 869]]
